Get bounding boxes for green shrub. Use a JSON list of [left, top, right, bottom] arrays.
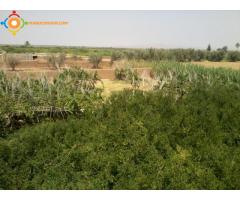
[[47, 54, 56, 68], [114, 68, 126, 80], [192, 50, 206, 61], [89, 54, 102, 68], [0, 83, 240, 189], [226, 51, 240, 62], [110, 51, 122, 65], [1, 61, 240, 189], [4, 54, 20, 71], [207, 51, 225, 62], [56, 53, 66, 68], [114, 67, 141, 88], [47, 53, 66, 69]]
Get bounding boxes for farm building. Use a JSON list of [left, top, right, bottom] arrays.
[[0, 52, 50, 62], [6, 53, 39, 61]]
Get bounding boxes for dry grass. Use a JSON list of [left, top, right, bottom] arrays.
[[191, 61, 240, 70], [96, 78, 156, 97], [96, 79, 132, 97]]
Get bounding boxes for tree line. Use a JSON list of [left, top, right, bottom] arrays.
[[116, 44, 240, 62]]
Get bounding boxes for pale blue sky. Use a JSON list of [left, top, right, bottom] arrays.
[[0, 10, 240, 49]]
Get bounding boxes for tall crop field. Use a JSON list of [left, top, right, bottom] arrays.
[[0, 69, 102, 137]]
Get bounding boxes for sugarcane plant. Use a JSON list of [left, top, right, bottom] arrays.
[[0, 69, 102, 137]]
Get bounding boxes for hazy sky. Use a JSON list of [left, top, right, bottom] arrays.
[[0, 10, 240, 49]]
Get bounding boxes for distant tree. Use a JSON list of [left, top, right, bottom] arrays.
[[123, 50, 136, 60], [89, 54, 102, 68], [56, 53, 66, 68], [207, 44, 211, 51], [110, 51, 122, 66], [222, 46, 228, 53], [47, 54, 56, 68], [207, 51, 225, 62], [235, 43, 240, 50], [47, 53, 66, 69], [226, 51, 240, 62], [4, 54, 20, 71], [24, 41, 31, 47], [192, 50, 206, 61], [146, 48, 157, 60]]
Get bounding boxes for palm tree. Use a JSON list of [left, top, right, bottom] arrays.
[[236, 43, 240, 50]]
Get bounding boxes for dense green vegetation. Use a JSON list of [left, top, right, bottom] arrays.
[[1, 45, 240, 62], [0, 45, 118, 56], [152, 62, 240, 96], [115, 67, 142, 88], [0, 69, 102, 137], [0, 83, 240, 189], [122, 48, 240, 62], [0, 61, 240, 189]]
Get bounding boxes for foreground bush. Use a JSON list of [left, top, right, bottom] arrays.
[[0, 83, 240, 189]]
